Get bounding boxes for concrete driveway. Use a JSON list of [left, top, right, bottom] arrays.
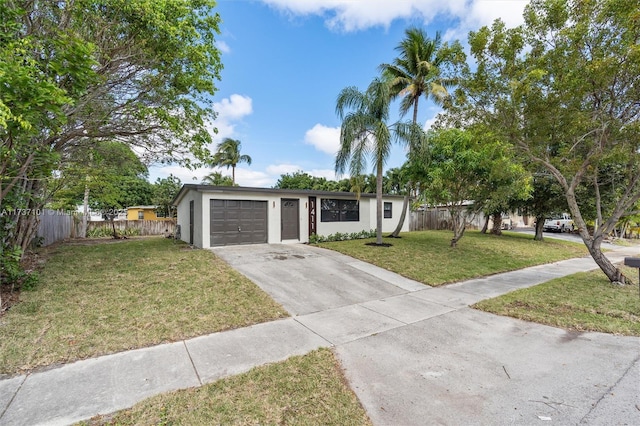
[[211, 243, 425, 315]]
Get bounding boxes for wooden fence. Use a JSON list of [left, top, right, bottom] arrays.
[[35, 210, 175, 247], [85, 220, 175, 236], [410, 208, 485, 231], [35, 210, 77, 247]]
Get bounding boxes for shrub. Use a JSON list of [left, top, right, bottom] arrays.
[[309, 229, 376, 243], [0, 246, 39, 290]]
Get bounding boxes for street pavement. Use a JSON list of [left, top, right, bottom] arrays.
[[1, 242, 638, 425]]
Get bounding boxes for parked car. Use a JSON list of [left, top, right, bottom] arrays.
[[501, 215, 513, 230], [543, 213, 574, 233]]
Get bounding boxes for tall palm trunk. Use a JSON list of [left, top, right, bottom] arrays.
[[389, 97, 420, 237], [375, 161, 384, 245]]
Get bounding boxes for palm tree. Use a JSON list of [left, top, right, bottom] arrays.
[[336, 78, 421, 245], [380, 27, 464, 237], [201, 171, 234, 186], [210, 138, 252, 184]]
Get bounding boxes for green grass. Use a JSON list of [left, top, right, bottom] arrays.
[[0, 237, 287, 376], [474, 265, 640, 336], [82, 348, 372, 426], [317, 230, 587, 286]]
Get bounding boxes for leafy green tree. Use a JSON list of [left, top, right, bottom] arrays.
[[274, 171, 320, 190], [380, 27, 465, 237], [1, 0, 223, 270], [335, 78, 424, 245], [201, 171, 234, 186], [51, 141, 152, 237], [470, 133, 532, 236], [413, 129, 521, 247], [525, 172, 569, 241], [448, 0, 640, 282], [211, 138, 252, 185], [383, 167, 408, 196], [153, 175, 182, 219]]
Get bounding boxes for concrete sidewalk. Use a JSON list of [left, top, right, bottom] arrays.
[[1, 245, 638, 425]]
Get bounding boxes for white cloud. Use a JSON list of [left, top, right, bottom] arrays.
[[234, 168, 274, 187], [267, 163, 304, 176], [207, 94, 253, 141], [215, 40, 231, 54], [260, 0, 528, 33], [308, 168, 337, 180], [304, 123, 341, 155]]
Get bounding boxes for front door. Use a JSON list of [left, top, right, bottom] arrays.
[[281, 198, 299, 240], [189, 200, 194, 245]]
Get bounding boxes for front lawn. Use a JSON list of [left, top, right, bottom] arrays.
[[0, 237, 287, 376], [317, 230, 588, 286]]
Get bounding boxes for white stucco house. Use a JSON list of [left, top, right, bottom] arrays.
[[172, 185, 410, 248]]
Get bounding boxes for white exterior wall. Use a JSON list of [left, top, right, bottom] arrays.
[[175, 186, 410, 248], [176, 189, 202, 247], [383, 198, 410, 233]]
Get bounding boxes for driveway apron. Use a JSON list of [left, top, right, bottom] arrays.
[[211, 243, 424, 316]]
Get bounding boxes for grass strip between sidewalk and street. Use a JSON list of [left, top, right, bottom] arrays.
[[317, 230, 588, 286], [473, 265, 640, 336], [80, 348, 372, 426], [0, 237, 287, 376]]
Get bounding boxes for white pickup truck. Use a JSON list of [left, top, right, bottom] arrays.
[[543, 213, 574, 233]]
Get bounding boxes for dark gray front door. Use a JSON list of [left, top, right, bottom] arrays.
[[210, 199, 267, 246], [281, 198, 299, 240]]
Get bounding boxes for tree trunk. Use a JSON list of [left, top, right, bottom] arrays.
[[388, 192, 409, 237], [490, 212, 502, 235], [585, 237, 628, 284], [534, 215, 545, 241], [110, 216, 119, 239], [81, 184, 90, 238], [450, 206, 466, 247], [14, 179, 43, 252], [480, 214, 490, 234], [566, 190, 631, 284], [375, 162, 383, 245]]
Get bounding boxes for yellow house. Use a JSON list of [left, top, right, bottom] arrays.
[[126, 206, 173, 221]]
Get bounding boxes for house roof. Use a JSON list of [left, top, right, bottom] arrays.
[[171, 184, 408, 206]]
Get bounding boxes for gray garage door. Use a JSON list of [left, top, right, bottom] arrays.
[[210, 199, 268, 246]]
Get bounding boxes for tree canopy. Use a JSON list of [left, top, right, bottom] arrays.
[[412, 129, 528, 246], [1, 0, 223, 273], [443, 0, 640, 282]]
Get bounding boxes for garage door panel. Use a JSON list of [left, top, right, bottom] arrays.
[[210, 199, 267, 246]]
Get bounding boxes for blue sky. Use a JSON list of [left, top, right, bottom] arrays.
[[149, 0, 529, 187]]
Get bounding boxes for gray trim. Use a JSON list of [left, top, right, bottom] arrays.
[[172, 184, 408, 206]]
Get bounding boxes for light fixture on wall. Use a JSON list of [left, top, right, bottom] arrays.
[[273, 201, 275, 208]]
